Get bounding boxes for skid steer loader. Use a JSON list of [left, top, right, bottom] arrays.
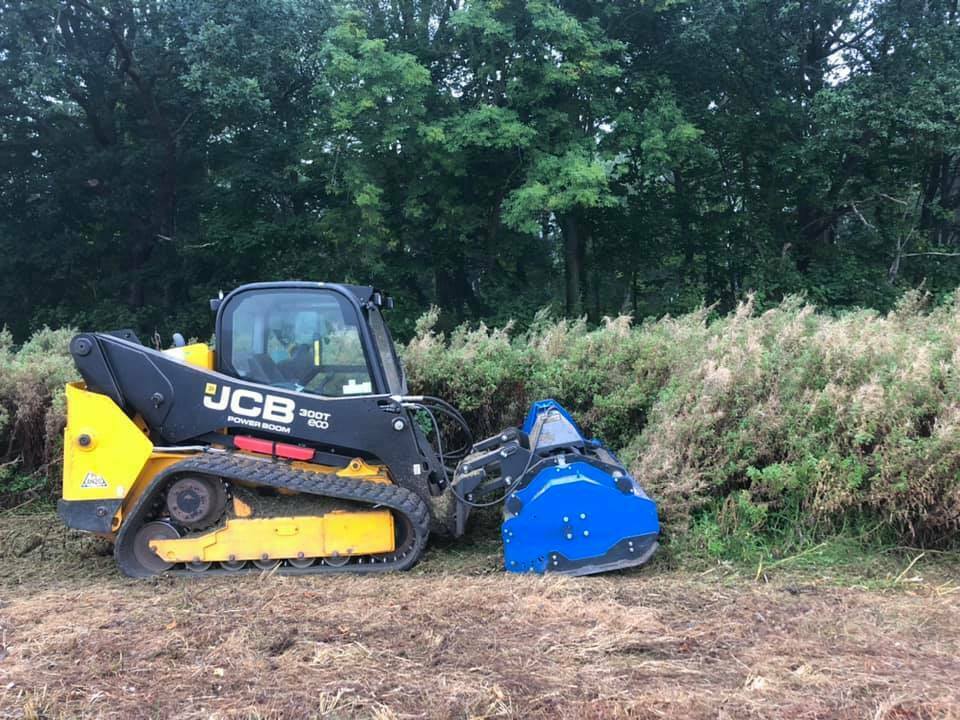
[[58, 282, 659, 577]]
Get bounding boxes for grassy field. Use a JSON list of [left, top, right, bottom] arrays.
[[0, 513, 959, 720]]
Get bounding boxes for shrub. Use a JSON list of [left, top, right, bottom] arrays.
[[403, 293, 960, 551], [0, 327, 77, 503]]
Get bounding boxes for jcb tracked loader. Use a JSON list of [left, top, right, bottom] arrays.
[[59, 282, 659, 577]]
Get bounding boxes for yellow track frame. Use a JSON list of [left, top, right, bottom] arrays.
[[149, 510, 395, 563]]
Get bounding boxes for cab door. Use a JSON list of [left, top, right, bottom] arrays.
[[216, 286, 382, 397]]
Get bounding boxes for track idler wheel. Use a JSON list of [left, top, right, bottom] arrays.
[[165, 475, 227, 530], [132, 521, 180, 574], [288, 553, 314, 569]]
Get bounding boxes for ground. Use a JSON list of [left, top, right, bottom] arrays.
[[0, 514, 958, 720]]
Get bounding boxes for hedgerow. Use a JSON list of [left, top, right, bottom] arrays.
[[405, 292, 960, 552], [2, 294, 959, 556]]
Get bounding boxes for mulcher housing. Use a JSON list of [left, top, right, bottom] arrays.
[[451, 400, 660, 575]]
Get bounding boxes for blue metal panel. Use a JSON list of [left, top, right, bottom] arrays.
[[521, 399, 583, 437], [502, 460, 660, 574]]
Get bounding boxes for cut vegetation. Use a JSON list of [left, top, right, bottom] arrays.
[[1, 515, 959, 719]]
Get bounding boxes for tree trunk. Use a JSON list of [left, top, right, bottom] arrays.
[[796, 203, 834, 273], [562, 214, 584, 316], [128, 136, 176, 309], [590, 237, 601, 322], [434, 239, 482, 322]]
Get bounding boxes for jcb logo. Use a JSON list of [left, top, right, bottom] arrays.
[[203, 383, 295, 424]]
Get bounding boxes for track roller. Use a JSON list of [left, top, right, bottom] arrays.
[[132, 521, 180, 574]]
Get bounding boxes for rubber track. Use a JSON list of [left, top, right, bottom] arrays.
[[114, 452, 430, 578]]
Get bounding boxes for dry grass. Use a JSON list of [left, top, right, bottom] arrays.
[[0, 515, 959, 720]]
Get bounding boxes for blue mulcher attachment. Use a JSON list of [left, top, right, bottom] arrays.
[[451, 400, 659, 576]]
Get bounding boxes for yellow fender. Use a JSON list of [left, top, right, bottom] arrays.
[[62, 382, 153, 503]]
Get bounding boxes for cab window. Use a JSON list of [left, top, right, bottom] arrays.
[[222, 289, 375, 396], [367, 306, 405, 395]]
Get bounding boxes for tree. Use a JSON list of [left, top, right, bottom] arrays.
[[0, 0, 957, 341]]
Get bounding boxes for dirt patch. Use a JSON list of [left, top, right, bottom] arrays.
[[0, 516, 958, 719]]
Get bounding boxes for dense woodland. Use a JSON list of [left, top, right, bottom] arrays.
[[1, 0, 959, 340]]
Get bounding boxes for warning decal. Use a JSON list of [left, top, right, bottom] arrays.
[[80, 471, 108, 489]]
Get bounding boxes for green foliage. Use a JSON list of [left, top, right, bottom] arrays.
[[404, 294, 960, 553], [3, 0, 957, 343], [503, 148, 620, 234]]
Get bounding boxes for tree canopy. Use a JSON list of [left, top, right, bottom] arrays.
[[1, 0, 958, 339]]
